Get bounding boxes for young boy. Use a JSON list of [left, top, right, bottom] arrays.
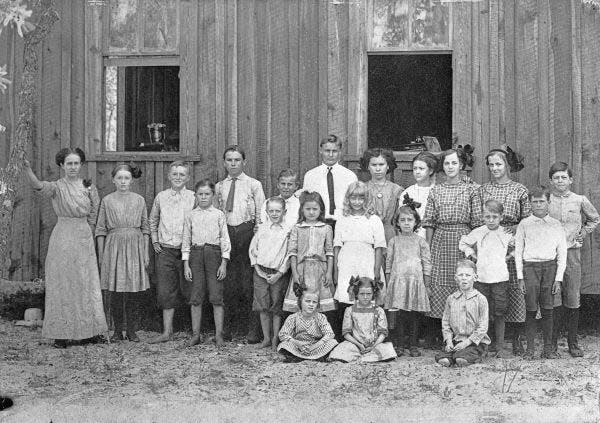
[[302, 134, 357, 231], [148, 161, 196, 344], [435, 259, 491, 367], [515, 186, 567, 359], [250, 197, 292, 351], [459, 199, 513, 356], [548, 162, 599, 357], [260, 168, 300, 228], [215, 145, 266, 343]]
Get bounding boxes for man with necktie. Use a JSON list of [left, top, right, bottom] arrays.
[[302, 134, 358, 233], [215, 146, 265, 343]]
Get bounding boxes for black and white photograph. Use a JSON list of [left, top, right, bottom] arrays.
[[1, 0, 600, 421]]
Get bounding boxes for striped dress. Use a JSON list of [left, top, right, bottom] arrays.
[[422, 182, 482, 318], [478, 181, 530, 323]]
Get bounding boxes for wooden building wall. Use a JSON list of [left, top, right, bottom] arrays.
[[1, 0, 600, 292]]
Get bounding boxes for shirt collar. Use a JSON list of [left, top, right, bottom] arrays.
[[531, 214, 550, 223], [551, 191, 572, 199], [297, 221, 326, 227], [452, 289, 478, 300], [321, 162, 340, 171], [226, 172, 247, 181], [193, 205, 215, 212], [168, 187, 188, 197]]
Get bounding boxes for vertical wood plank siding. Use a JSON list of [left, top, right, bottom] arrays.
[[2, 0, 600, 293]]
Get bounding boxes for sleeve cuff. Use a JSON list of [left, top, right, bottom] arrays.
[[181, 253, 190, 261]]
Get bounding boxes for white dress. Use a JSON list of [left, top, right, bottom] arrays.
[[400, 184, 433, 239], [333, 214, 387, 304]]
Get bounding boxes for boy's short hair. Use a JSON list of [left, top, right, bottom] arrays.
[[483, 199, 504, 215], [319, 134, 343, 149], [548, 162, 572, 179], [265, 196, 286, 211], [277, 168, 298, 182], [169, 160, 190, 173], [528, 185, 550, 201], [194, 178, 215, 194], [223, 145, 246, 160], [456, 259, 477, 273]]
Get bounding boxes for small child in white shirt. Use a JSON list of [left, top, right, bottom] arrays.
[[459, 199, 513, 356]]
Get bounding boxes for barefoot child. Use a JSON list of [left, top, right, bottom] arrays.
[[250, 197, 292, 350], [282, 191, 336, 313], [435, 259, 491, 367], [182, 180, 230, 347], [459, 199, 514, 356], [148, 161, 195, 344], [260, 169, 300, 228], [548, 162, 599, 357], [329, 277, 397, 362], [515, 186, 567, 360], [385, 198, 431, 357], [278, 283, 338, 361], [96, 163, 150, 343]]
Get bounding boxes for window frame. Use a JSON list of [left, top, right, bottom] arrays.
[[84, 0, 199, 161], [367, 0, 453, 53]]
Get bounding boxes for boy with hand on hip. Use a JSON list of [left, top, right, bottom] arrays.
[[515, 186, 567, 359], [548, 162, 599, 357], [435, 259, 491, 367], [215, 145, 266, 343]]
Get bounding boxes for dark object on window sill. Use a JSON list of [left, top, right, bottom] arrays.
[[397, 143, 425, 151], [129, 143, 165, 152]]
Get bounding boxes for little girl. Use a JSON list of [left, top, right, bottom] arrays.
[[96, 162, 150, 342], [329, 277, 397, 362], [282, 191, 336, 313], [334, 181, 386, 306], [360, 148, 403, 243], [278, 283, 338, 362], [400, 151, 438, 239], [182, 179, 230, 347], [384, 199, 432, 357], [249, 197, 292, 350]]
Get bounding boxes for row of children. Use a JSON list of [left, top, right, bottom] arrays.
[[25, 136, 598, 366]]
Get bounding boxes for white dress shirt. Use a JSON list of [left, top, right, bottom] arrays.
[[302, 162, 357, 220]]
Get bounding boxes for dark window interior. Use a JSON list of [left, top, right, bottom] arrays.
[[124, 66, 180, 152], [367, 54, 452, 150]]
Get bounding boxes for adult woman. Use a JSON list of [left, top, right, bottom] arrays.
[[478, 147, 529, 355], [422, 149, 481, 320], [24, 148, 108, 348], [360, 148, 403, 243], [400, 151, 438, 239]]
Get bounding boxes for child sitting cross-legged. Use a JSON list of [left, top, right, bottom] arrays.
[[435, 259, 491, 367], [329, 276, 397, 363], [277, 283, 338, 362]]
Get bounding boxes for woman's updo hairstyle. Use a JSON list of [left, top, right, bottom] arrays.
[[485, 144, 524, 173], [55, 147, 86, 166], [111, 161, 143, 179], [412, 151, 438, 176]]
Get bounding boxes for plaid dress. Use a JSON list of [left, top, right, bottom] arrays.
[[277, 312, 338, 359], [422, 182, 482, 318], [478, 181, 530, 322]]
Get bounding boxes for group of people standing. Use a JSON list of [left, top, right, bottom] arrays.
[[22, 134, 598, 367]]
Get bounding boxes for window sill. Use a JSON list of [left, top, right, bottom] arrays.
[[88, 153, 203, 162]]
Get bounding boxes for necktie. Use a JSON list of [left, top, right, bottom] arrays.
[[225, 177, 237, 212], [327, 167, 335, 216]]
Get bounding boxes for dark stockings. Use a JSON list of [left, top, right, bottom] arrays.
[[394, 310, 419, 349], [110, 292, 137, 336]]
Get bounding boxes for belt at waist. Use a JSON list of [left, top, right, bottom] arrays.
[[57, 216, 87, 222], [108, 227, 140, 234], [256, 265, 279, 275], [191, 243, 221, 250]]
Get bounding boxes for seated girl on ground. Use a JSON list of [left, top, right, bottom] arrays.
[[329, 276, 397, 363], [277, 283, 338, 362]]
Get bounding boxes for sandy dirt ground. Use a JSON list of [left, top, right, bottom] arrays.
[[1, 318, 599, 423]]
